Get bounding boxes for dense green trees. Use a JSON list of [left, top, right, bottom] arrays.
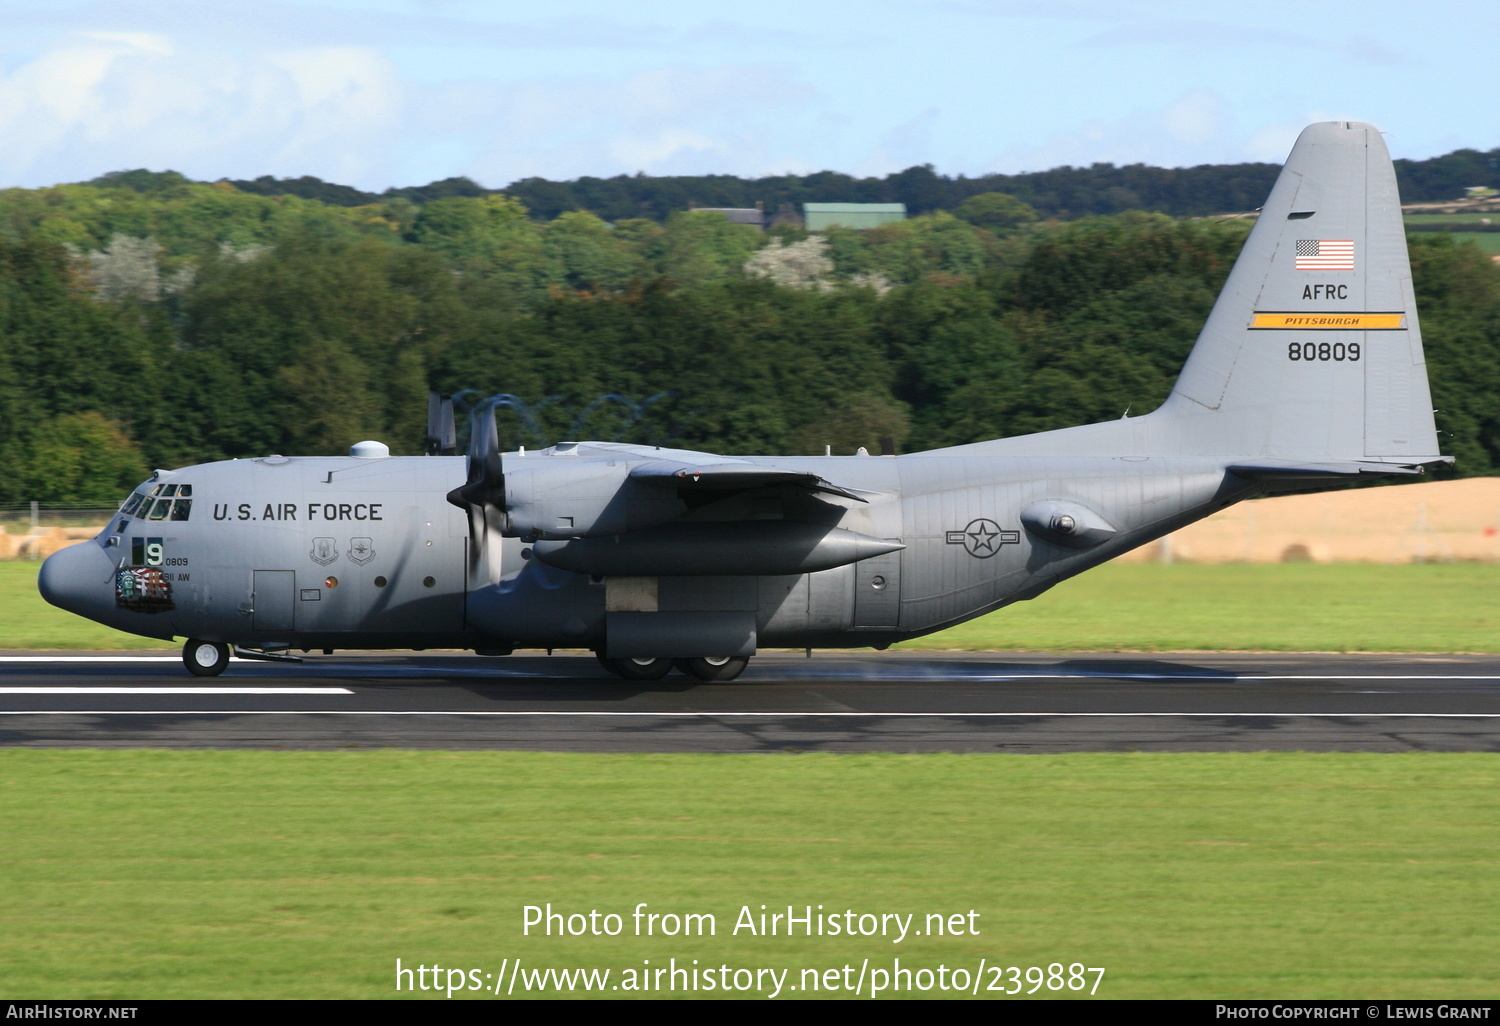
[[0, 172, 1497, 504]]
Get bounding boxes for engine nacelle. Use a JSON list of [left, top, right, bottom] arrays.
[[501, 456, 684, 539], [531, 521, 903, 576]]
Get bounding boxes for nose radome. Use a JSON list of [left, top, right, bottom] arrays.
[[38, 540, 117, 620]]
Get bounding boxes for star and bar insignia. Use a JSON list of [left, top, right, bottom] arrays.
[[945, 518, 1021, 559]]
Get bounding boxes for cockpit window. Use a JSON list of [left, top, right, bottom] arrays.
[[123, 483, 193, 522]]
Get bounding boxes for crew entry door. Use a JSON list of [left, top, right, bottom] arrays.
[[252, 571, 295, 631]]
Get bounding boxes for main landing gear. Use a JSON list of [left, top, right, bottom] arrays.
[[183, 639, 231, 677], [596, 653, 751, 682]]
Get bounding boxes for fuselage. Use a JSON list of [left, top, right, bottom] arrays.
[[39, 446, 1255, 655]]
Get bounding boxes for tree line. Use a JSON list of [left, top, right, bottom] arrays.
[[211, 145, 1500, 221], [0, 174, 1497, 505]]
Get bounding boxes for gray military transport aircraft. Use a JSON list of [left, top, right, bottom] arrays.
[[40, 122, 1448, 680]]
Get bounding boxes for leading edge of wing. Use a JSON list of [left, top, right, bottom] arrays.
[[627, 459, 869, 502]]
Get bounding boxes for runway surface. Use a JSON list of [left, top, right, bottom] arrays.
[[3, 650, 1500, 752]]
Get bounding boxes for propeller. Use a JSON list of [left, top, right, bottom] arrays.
[[446, 400, 508, 576]]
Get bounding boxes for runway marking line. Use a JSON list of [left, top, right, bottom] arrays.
[[0, 657, 197, 663], [3, 710, 1500, 718], [6, 655, 1500, 683], [0, 687, 355, 695]]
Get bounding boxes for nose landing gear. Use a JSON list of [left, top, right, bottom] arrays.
[[183, 639, 231, 677]]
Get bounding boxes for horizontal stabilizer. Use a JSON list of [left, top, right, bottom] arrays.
[[1226, 458, 1435, 479]]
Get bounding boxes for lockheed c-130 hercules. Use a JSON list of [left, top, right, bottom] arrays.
[[41, 122, 1448, 680]]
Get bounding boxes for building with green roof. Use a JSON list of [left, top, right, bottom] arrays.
[[802, 202, 907, 231]]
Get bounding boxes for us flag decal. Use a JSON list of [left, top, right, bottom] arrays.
[[1295, 239, 1354, 270]]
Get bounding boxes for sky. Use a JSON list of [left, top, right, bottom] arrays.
[[0, 0, 1494, 192]]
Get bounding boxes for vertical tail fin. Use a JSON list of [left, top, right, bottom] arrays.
[[1160, 121, 1443, 465]]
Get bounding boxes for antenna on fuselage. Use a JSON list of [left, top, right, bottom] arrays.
[[425, 391, 457, 456]]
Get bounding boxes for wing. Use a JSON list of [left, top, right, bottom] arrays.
[[627, 457, 867, 502]]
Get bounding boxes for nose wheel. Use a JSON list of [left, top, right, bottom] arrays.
[[183, 639, 231, 677]]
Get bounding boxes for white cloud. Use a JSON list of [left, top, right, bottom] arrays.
[[0, 33, 405, 187], [986, 91, 1232, 172], [0, 27, 826, 190], [456, 64, 822, 184], [1241, 108, 1369, 162], [857, 106, 940, 175], [82, 31, 175, 55]]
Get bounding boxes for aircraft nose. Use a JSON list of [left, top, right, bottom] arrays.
[[38, 540, 117, 621]]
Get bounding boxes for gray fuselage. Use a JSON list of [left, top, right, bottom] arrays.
[[43, 447, 1253, 655]]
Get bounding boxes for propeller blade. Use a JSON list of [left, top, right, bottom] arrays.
[[446, 401, 506, 511], [446, 401, 509, 578]]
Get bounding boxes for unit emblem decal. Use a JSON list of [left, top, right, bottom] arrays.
[[116, 567, 174, 613], [309, 537, 339, 566], [347, 537, 375, 565], [945, 518, 1021, 559]]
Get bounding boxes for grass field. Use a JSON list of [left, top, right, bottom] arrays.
[[1401, 217, 1500, 253], [7, 563, 1500, 1000], [1, 750, 1496, 1000], [899, 562, 1500, 653], [1447, 232, 1500, 254], [5, 559, 1498, 653], [1403, 214, 1499, 225]]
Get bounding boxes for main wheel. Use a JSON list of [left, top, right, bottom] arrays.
[[674, 656, 750, 682], [602, 656, 673, 681], [183, 639, 230, 677]]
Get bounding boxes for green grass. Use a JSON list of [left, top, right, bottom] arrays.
[[898, 563, 1500, 653], [1403, 213, 1499, 225], [1447, 232, 1500, 254], [8, 560, 1500, 653], [0, 750, 1496, 999], [0, 561, 166, 649]]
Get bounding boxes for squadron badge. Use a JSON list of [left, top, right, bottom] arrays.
[[347, 537, 375, 565], [309, 537, 339, 566]]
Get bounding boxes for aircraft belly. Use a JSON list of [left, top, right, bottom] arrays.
[[466, 562, 604, 646]]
